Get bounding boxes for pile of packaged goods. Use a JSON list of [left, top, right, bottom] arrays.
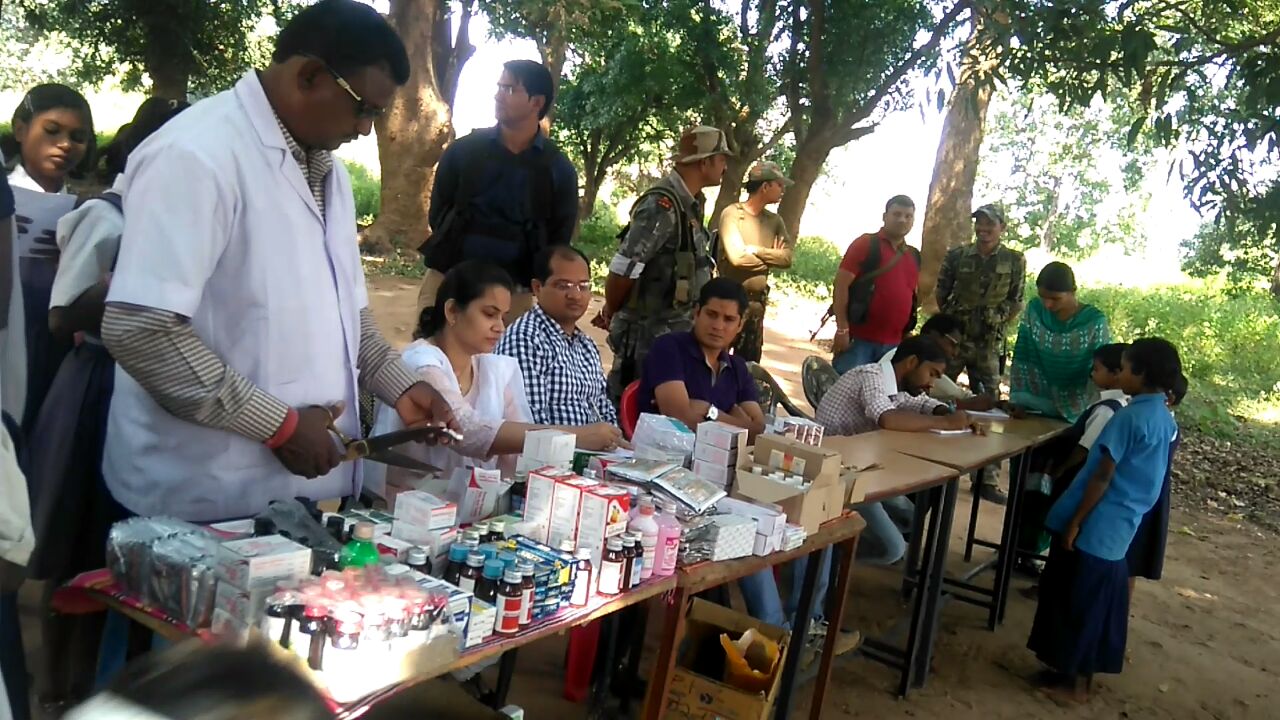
[[692, 421, 748, 489], [106, 518, 220, 628], [770, 416, 826, 447], [100, 425, 839, 696]]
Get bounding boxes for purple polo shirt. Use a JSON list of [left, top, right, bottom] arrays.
[[638, 331, 759, 415]]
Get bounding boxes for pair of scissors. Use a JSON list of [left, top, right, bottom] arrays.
[[325, 414, 458, 473]]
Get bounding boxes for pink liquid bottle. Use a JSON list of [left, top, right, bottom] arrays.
[[652, 498, 683, 577]]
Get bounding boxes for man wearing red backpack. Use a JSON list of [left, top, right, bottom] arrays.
[[830, 195, 921, 374]]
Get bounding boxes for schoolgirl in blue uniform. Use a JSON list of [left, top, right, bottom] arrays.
[[1, 84, 96, 434], [1028, 337, 1183, 703], [1126, 373, 1187, 589], [24, 98, 188, 709]]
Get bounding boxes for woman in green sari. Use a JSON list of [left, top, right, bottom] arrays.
[[1011, 262, 1111, 568], [1010, 262, 1111, 422]]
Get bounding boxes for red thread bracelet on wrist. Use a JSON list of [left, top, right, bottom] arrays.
[[265, 408, 300, 449]]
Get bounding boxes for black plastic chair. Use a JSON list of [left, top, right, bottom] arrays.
[[801, 355, 840, 413], [746, 362, 811, 419]]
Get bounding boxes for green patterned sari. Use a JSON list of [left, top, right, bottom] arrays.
[[1009, 298, 1111, 422]]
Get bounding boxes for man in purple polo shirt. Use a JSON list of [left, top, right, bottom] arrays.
[[638, 277, 765, 438]]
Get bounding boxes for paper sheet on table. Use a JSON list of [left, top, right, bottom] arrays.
[[929, 428, 974, 435], [965, 409, 1011, 420]]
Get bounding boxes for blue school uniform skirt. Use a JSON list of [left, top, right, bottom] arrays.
[[1126, 435, 1179, 580], [25, 341, 124, 581], [18, 251, 73, 433], [1027, 542, 1130, 676]]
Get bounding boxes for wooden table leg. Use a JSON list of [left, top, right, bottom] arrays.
[[641, 587, 690, 720], [810, 535, 858, 720]]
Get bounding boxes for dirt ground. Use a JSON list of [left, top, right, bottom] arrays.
[[366, 276, 1279, 719], [17, 278, 1275, 719]]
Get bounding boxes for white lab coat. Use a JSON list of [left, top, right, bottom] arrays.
[[103, 72, 365, 522]]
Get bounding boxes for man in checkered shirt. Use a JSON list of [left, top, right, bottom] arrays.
[[816, 334, 974, 436], [496, 246, 618, 427], [811, 336, 975, 586]]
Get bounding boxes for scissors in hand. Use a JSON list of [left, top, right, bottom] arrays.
[[325, 414, 460, 473]]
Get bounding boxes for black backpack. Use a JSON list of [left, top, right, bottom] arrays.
[[418, 131, 557, 284], [842, 234, 922, 334]]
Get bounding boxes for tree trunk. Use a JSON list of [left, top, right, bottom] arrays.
[[148, 66, 190, 101], [143, 16, 190, 100], [918, 21, 1000, 313], [1039, 176, 1063, 251], [361, 0, 455, 255], [776, 129, 837, 241], [579, 155, 605, 219], [1271, 249, 1280, 301], [539, 27, 567, 128]]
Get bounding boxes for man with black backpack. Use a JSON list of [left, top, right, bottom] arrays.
[[592, 126, 731, 403], [417, 60, 578, 319], [831, 195, 921, 374]]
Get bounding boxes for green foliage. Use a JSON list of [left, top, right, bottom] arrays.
[[770, 236, 843, 301], [995, 0, 1280, 287], [1083, 282, 1280, 446], [977, 91, 1152, 257], [15, 0, 286, 98], [344, 160, 381, 226], [1182, 184, 1280, 297], [550, 1, 721, 203], [576, 200, 622, 261]]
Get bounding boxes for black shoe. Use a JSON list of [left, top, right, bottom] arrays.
[[976, 483, 1008, 505], [1015, 557, 1044, 578]]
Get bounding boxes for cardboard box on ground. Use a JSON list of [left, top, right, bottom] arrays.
[[731, 435, 855, 534], [665, 599, 790, 720]]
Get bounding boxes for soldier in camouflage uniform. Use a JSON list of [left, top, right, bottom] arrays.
[[717, 161, 795, 363], [593, 127, 731, 402], [935, 203, 1027, 503]]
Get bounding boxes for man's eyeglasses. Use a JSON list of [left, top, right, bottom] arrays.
[[497, 82, 524, 97], [310, 57, 384, 120], [549, 280, 592, 295]]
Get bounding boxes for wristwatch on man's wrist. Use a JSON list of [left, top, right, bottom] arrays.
[[705, 405, 720, 421]]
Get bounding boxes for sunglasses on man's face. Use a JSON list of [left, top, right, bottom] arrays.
[[309, 57, 385, 120]]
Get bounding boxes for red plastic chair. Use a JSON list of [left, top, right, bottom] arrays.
[[619, 380, 642, 440]]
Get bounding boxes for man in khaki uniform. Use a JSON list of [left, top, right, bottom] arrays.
[[716, 161, 795, 363]]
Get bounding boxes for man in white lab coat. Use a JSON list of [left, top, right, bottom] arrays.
[[101, 0, 452, 522]]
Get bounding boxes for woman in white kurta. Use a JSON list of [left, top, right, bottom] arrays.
[[371, 262, 624, 491]]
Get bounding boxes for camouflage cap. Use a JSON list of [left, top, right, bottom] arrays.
[[673, 126, 733, 164], [972, 204, 1007, 225], [747, 161, 794, 186]]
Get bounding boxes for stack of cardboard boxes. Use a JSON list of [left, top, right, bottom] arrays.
[[523, 466, 631, 568], [732, 435, 852, 534], [210, 534, 312, 634], [692, 421, 748, 489]]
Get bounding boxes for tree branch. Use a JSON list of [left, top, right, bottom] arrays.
[[833, 124, 877, 146], [807, 0, 831, 122], [838, 1, 968, 130]]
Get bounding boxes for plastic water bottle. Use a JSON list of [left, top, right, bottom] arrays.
[[652, 499, 682, 577]]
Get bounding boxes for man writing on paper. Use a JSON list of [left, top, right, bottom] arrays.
[[817, 335, 978, 563], [101, 0, 453, 522]]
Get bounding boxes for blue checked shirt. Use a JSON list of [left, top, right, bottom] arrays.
[[495, 304, 618, 427]]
